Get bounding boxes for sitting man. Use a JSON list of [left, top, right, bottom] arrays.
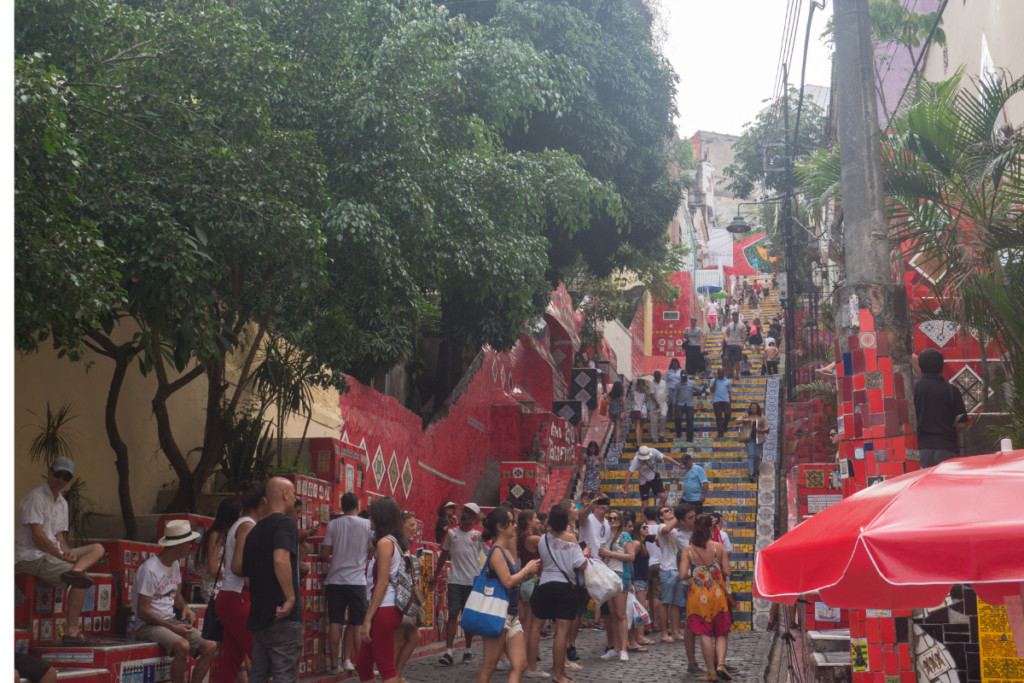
[[131, 520, 217, 683], [15, 457, 105, 646]]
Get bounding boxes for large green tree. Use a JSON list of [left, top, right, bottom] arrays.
[[15, 0, 631, 517]]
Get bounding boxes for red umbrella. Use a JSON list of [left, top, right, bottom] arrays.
[[754, 450, 1024, 609]]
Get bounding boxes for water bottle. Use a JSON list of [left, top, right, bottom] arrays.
[[126, 614, 137, 643]]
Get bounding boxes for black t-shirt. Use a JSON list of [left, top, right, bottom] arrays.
[[769, 323, 782, 340], [242, 512, 300, 630], [913, 374, 968, 453]]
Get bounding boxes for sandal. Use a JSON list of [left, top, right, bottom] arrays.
[[565, 662, 583, 671], [627, 646, 649, 653], [699, 674, 719, 682], [717, 666, 733, 681]]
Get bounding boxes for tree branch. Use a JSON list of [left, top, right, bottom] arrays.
[[103, 40, 154, 64]]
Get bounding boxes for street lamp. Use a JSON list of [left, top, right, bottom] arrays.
[[726, 200, 784, 234]]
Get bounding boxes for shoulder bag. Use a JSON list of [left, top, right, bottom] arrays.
[[200, 548, 226, 642], [460, 547, 510, 639]]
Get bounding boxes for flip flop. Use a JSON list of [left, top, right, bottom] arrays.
[[627, 647, 649, 653], [660, 636, 675, 643]]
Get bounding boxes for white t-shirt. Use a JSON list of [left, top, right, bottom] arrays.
[[322, 515, 374, 585], [15, 484, 69, 563], [579, 513, 611, 564], [676, 529, 693, 563], [365, 536, 402, 607], [537, 534, 586, 586], [131, 556, 180, 620], [658, 526, 679, 572], [719, 530, 733, 552], [650, 380, 669, 407], [442, 526, 487, 586], [628, 450, 664, 485], [764, 337, 776, 350], [220, 515, 256, 593], [706, 302, 718, 317], [646, 523, 662, 564]]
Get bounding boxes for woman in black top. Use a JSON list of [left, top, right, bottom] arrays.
[[628, 519, 654, 649]]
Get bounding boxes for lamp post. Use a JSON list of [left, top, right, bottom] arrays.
[[725, 200, 784, 234]]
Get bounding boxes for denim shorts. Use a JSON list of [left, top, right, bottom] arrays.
[[620, 575, 631, 593], [660, 569, 689, 608], [632, 580, 648, 593]]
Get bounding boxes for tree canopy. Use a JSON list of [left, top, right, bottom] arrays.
[[15, 0, 684, 516]]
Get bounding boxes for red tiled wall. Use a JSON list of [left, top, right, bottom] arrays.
[[630, 298, 646, 379], [652, 271, 702, 358]]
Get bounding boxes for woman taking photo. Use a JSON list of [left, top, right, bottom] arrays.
[[556, 501, 585, 669], [627, 520, 654, 650], [475, 507, 541, 683], [217, 481, 264, 683], [581, 441, 606, 499], [530, 506, 587, 683], [516, 510, 548, 679], [356, 497, 408, 683], [682, 515, 734, 682], [597, 511, 635, 661], [394, 512, 421, 683], [736, 402, 769, 482]]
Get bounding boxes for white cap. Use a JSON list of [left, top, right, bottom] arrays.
[[463, 502, 481, 516]]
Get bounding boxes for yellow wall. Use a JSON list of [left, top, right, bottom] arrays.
[[14, 321, 343, 519]]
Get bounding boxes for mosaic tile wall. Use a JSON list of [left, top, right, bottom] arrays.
[[651, 271, 704, 358], [753, 376, 782, 631]]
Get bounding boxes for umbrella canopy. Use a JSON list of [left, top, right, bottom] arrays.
[[697, 285, 722, 294], [754, 450, 1024, 609], [712, 291, 728, 299]]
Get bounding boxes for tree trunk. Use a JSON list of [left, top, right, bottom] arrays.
[[87, 332, 137, 539], [151, 344, 205, 512]]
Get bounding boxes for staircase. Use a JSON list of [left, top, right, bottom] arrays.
[[599, 277, 783, 632]]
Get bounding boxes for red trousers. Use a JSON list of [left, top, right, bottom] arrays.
[[355, 606, 402, 682], [215, 589, 253, 683]]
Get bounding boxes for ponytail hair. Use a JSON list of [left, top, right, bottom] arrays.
[[481, 506, 514, 542], [691, 514, 714, 549]]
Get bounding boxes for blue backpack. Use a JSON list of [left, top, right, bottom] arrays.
[[459, 547, 510, 639]]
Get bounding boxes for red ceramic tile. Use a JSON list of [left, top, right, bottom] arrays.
[[855, 389, 868, 406], [868, 389, 884, 413], [864, 349, 877, 372], [898, 643, 911, 668], [880, 617, 895, 643], [875, 333, 889, 358], [854, 374, 867, 390], [868, 646, 884, 672], [853, 349, 866, 374], [884, 652, 900, 676], [878, 357, 892, 374], [860, 309, 875, 332], [896, 399, 909, 425], [894, 374, 905, 399]]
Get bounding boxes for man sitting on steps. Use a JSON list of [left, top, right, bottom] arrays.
[[131, 520, 217, 683], [15, 457, 105, 646]]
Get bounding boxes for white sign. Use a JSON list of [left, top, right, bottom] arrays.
[[807, 494, 842, 514]]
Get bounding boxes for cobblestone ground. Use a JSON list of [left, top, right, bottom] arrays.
[[403, 628, 773, 683]]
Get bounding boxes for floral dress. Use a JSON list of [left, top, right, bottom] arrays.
[[685, 546, 733, 637], [583, 450, 604, 494]]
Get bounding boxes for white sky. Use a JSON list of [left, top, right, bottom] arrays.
[[662, 0, 835, 138]]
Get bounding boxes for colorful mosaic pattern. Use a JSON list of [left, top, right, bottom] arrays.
[[741, 234, 776, 273]]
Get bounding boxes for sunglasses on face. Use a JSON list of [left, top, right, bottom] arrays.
[[53, 471, 74, 482]]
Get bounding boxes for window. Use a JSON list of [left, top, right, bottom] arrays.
[[663, 311, 680, 321]]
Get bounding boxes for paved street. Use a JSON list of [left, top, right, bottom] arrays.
[[403, 629, 774, 683]]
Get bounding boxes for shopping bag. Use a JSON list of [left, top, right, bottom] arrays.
[[582, 558, 621, 605], [626, 591, 651, 627], [460, 547, 509, 639]]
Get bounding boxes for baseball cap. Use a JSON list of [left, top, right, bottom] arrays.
[[463, 502, 481, 516], [51, 457, 76, 476]]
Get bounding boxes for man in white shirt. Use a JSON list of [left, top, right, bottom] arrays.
[[722, 311, 748, 380], [433, 503, 487, 666], [578, 495, 613, 652], [642, 506, 664, 633], [646, 370, 670, 442], [132, 520, 217, 683], [621, 446, 685, 509], [706, 301, 719, 331], [321, 492, 374, 674], [14, 457, 105, 645]]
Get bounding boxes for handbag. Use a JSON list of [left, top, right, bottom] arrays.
[[582, 557, 621, 605], [460, 547, 510, 639], [200, 548, 226, 642]]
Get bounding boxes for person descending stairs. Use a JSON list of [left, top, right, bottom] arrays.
[[597, 276, 783, 632]]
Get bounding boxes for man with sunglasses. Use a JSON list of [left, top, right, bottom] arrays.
[[15, 457, 105, 645]]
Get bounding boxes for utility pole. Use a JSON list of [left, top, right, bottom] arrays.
[[833, 0, 917, 676], [782, 65, 797, 400]]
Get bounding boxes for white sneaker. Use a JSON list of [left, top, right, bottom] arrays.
[[496, 659, 511, 671], [619, 651, 629, 662], [599, 649, 619, 661], [524, 670, 551, 678], [342, 660, 355, 672]]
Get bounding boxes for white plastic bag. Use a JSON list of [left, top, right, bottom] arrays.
[[626, 591, 651, 627], [583, 558, 621, 605]]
